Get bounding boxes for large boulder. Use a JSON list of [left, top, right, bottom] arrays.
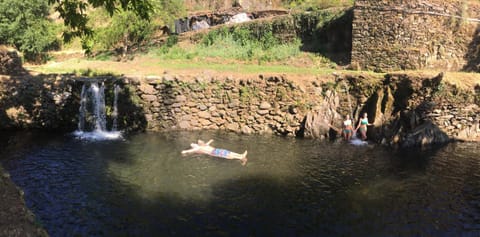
[[0, 46, 23, 75]]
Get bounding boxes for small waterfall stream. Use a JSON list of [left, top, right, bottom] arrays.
[[78, 84, 87, 132], [112, 84, 120, 132], [74, 81, 122, 140]]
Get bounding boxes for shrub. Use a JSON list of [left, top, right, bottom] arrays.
[[0, 0, 60, 62]]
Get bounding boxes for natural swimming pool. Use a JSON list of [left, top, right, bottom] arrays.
[[1, 130, 479, 236]]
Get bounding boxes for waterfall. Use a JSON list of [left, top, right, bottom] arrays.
[[74, 81, 122, 140], [78, 84, 87, 131], [112, 84, 120, 132]]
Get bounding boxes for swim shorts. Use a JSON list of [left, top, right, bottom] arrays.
[[211, 148, 231, 158]]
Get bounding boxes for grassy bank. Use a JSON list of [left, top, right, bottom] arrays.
[[27, 55, 338, 77]]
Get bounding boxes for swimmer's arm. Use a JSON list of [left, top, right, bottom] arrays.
[[205, 139, 214, 145], [181, 147, 198, 154]]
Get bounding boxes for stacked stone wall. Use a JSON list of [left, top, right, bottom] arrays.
[[128, 74, 328, 137], [0, 74, 81, 130], [352, 0, 480, 71], [126, 73, 480, 143]]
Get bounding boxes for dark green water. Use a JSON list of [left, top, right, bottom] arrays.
[[1, 130, 479, 236]]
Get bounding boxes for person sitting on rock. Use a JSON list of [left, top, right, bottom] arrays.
[[181, 139, 248, 165]]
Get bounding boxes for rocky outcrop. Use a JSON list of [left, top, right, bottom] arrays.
[[365, 72, 480, 146], [126, 72, 480, 147], [303, 90, 342, 139]]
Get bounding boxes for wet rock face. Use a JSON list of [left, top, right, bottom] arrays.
[[0, 47, 23, 75]]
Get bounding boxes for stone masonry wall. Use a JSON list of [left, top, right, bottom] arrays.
[[0, 73, 479, 146], [124, 72, 480, 144], [351, 0, 480, 71], [127, 74, 328, 137]]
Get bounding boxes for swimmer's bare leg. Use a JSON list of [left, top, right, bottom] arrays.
[[240, 150, 248, 166]]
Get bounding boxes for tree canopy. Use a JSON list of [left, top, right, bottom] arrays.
[[0, 0, 59, 61], [47, 0, 153, 42], [0, 0, 185, 61]]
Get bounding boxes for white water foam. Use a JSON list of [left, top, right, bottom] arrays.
[[74, 81, 122, 141], [73, 130, 122, 141], [349, 138, 368, 146]]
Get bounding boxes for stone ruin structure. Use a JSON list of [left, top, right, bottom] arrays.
[[351, 0, 480, 71], [174, 7, 287, 34]]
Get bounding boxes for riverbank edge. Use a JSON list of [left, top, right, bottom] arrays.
[[0, 165, 49, 236]]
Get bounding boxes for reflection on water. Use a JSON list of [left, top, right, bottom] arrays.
[[1, 131, 480, 236]]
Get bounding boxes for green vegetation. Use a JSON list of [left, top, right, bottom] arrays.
[[0, 0, 181, 62], [152, 26, 302, 64], [0, 0, 60, 62], [88, 0, 185, 55], [147, 7, 351, 66], [283, 0, 354, 10], [1, 0, 352, 65], [90, 9, 155, 55], [48, 0, 153, 42], [73, 68, 121, 77]]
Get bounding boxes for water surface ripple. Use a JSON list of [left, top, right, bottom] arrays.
[[1, 131, 479, 236]]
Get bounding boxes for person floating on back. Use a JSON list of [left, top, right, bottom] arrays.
[[181, 139, 248, 165], [355, 112, 373, 140]]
